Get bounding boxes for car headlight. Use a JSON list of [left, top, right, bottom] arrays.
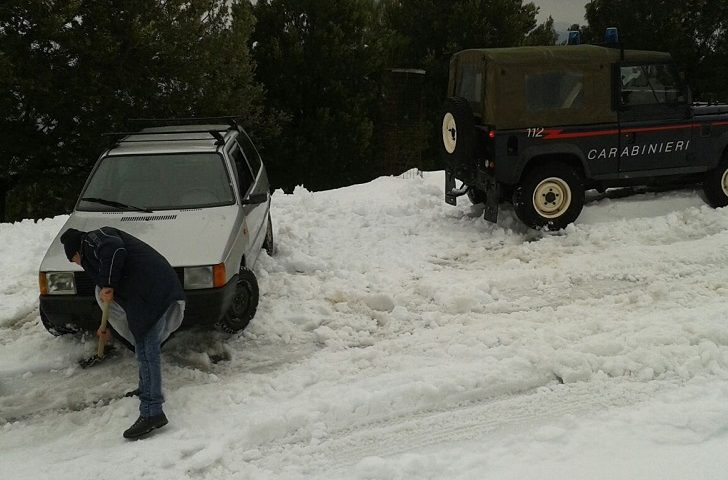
[[184, 266, 213, 289], [43, 272, 76, 295], [184, 264, 227, 289]]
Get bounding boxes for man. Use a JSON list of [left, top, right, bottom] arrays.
[[60, 226, 185, 440]]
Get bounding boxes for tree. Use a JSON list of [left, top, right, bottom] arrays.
[[583, 0, 728, 102], [378, 0, 540, 169], [251, 0, 383, 192], [524, 16, 559, 46], [0, 0, 270, 221]]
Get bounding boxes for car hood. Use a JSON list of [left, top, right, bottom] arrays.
[[40, 206, 241, 271]]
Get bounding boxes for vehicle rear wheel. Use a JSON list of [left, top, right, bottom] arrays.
[[440, 97, 476, 170], [513, 162, 585, 230], [703, 154, 728, 208], [217, 267, 259, 333]]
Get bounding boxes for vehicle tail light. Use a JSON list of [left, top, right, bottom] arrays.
[[39, 273, 48, 295]]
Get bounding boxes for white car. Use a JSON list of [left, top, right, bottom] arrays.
[[38, 119, 273, 335]]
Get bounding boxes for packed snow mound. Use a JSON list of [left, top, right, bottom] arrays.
[[2, 171, 728, 480]]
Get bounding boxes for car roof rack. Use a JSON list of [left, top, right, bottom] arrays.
[[127, 116, 243, 131], [102, 116, 245, 147]]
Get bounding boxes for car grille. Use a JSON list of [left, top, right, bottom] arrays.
[[74, 269, 186, 295]]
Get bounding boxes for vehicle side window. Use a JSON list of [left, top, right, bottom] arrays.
[[237, 133, 262, 176], [525, 72, 584, 112], [455, 63, 483, 104], [620, 64, 686, 107], [228, 143, 255, 196]]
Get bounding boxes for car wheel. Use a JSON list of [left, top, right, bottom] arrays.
[[262, 214, 274, 256], [440, 96, 476, 169], [40, 309, 79, 336], [218, 267, 259, 333], [513, 162, 585, 230], [467, 187, 486, 205], [703, 153, 728, 208]]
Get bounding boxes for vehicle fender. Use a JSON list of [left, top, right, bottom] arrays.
[[500, 143, 589, 185]]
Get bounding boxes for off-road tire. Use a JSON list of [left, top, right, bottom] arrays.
[[217, 267, 259, 333], [703, 153, 728, 208], [513, 162, 585, 230], [440, 97, 476, 170]]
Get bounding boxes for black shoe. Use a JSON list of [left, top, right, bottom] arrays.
[[123, 413, 168, 439], [124, 387, 141, 398]]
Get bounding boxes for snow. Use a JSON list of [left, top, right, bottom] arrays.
[[2, 171, 728, 479]]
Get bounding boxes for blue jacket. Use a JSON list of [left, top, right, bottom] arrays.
[[79, 227, 185, 340]]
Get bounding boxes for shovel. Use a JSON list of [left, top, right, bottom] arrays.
[[79, 300, 111, 368]]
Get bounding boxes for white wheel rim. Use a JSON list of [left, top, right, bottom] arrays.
[[442, 113, 457, 154], [721, 169, 728, 196], [533, 177, 572, 219]]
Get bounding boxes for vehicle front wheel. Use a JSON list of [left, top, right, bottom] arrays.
[[513, 162, 585, 230], [217, 267, 259, 333], [703, 154, 728, 208], [40, 309, 80, 336]]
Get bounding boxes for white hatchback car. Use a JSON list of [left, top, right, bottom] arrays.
[[38, 119, 273, 335]]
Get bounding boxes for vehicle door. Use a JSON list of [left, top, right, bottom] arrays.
[[227, 138, 268, 266], [617, 62, 693, 172]]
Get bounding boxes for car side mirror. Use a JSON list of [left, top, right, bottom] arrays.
[[242, 193, 268, 205]]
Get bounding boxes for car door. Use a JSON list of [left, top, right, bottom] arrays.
[[617, 62, 693, 173], [228, 139, 268, 266]]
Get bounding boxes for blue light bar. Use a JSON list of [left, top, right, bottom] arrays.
[[604, 27, 619, 44], [567, 31, 581, 45]]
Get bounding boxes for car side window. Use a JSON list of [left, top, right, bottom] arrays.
[[228, 143, 255, 197], [237, 132, 262, 176], [525, 72, 584, 112], [620, 63, 686, 107]]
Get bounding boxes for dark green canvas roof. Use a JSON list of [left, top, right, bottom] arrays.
[[448, 45, 674, 129], [455, 45, 671, 66]]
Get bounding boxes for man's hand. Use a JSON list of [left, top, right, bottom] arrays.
[[96, 327, 111, 342], [100, 287, 114, 302]]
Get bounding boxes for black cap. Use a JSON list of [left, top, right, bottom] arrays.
[[60, 228, 84, 261]]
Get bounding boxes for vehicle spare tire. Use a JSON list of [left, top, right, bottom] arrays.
[[440, 96, 476, 170]]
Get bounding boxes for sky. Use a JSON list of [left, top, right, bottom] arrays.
[[3, 171, 728, 479], [533, 0, 590, 26]]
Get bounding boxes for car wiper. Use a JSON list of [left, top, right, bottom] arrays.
[[81, 197, 154, 213]]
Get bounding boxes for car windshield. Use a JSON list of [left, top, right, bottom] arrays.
[[77, 153, 235, 211]]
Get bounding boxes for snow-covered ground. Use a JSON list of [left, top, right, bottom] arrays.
[[2, 171, 728, 479]]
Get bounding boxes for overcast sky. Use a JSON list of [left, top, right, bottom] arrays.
[[533, 0, 589, 26]]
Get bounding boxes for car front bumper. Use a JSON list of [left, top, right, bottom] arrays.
[[39, 275, 239, 333]]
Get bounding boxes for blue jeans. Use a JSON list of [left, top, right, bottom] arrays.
[[136, 315, 166, 418]]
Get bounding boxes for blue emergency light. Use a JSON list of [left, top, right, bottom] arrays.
[[567, 30, 581, 45], [604, 27, 619, 44]]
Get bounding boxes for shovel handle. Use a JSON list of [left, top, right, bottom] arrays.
[[97, 300, 110, 358]]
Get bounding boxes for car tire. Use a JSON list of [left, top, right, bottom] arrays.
[[40, 309, 79, 336], [467, 187, 486, 205], [262, 214, 275, 256], [703, 153, 728, 208], [218, 267, 259, 333], [440, 96, 476, 170], [513, 162, 585, 230]]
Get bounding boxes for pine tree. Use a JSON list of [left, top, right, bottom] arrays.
[[0, 0, 270, 220], [252, 0, 383, 192]]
